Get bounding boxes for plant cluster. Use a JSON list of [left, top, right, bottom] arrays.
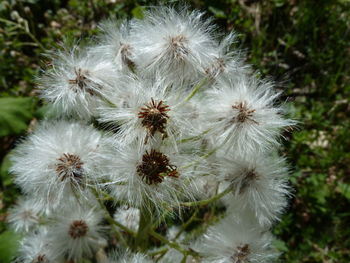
[[7, 6, 294, 263]]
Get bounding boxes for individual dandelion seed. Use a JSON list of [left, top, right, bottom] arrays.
[[136, 149, 178, 185], [10, 121, 107, 210], [138, 98, 170, 142]]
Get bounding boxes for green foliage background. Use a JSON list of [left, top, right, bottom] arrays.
[[0, 0, 349, 262]]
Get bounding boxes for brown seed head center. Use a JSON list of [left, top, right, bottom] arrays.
[[32, 254, 48, 263], [239, 169, 258, 194], [205, 58, 226, 77], [136, 149, 178, 185], [68, 68, 95, 95], [56, 153, 84, 181], [231, 244, 250, 263], [69, 220, 88, 239], [138, 98, 170, 139], [232, 101, 258, 124], [168, 35, 189, 59]]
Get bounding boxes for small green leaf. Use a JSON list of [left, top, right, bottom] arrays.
[[0, 152, 13, 186], [208, 7, 226, 19], [132, 6, 144, 19], [0, 97, 36, 137], [0, 231, 22, 263], [337, 183, 350, 200]]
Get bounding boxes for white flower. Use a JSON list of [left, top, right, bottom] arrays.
[[113, 205, 140, 232], [98, 76, 196, 147], [218, 153, 290, 226], [130, 6, 217, 82], [38, 45, 118, 119], [105, 141, 196, 212], [194, 215, 278, 263], [92, 20, 134, 72], [10, 121, 107, 210], [202, 75, 294, 157], [7, 197, 41, 233], [17, 228, 61, 263], [47, 205, 106, 261]]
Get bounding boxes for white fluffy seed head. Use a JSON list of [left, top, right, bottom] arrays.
[[7, 197, 41, 233], [98, 76, 197, 147], [104, 140, 197, 213], [10, 121, 107, 211], [38, 45, 118, 120], [202, 75, 294, 158], [113, 205, 140, 232], [92, 20, 135, 72], [194, 214, 279, 263], [47, 204, 106, 261], [217, 153, 291, 226], [130, 6, 217, 83]]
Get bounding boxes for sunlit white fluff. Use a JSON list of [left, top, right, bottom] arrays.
[[92, 20, 135, 72], [113, 205, 140, 232], [104, 140, 196, 213], [202, 32, 250, 80], [38, 45, 118, 119], [218, 153, 290, 226], [106, 250, 152, 263], [7, 197, 41, 233], [194, 215, 278, 263], [16, 228, 61, 263], [10, 121, 107, 211], [130, 6, 217, 82], [98, 76, 196, 147], [47, 204, 106, 261], [202, 75, 294, 157]]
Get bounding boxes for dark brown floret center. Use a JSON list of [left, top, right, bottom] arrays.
[[69, 220, 88, 239], [68, 68, 95, 95], [33, 254, 49, 263], [239, 169, 258, 194], [232, 101, 258, 124], [138, 98, 170, 140], [136, 149, 178, 185], [169, 35, 189, 59], [56, 153, 84, 182], [231, 244, 250, 262]]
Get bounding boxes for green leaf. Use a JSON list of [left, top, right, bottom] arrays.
[[0, 152, 13, 187], [0, 231, 21, 263], [208, 7, 226, 19], [0, 97, 36, 137], [337, 183, 350, 200], [132, 6, 144, 19]]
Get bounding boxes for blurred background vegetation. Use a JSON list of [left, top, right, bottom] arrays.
[[0, 0, 349, 262]]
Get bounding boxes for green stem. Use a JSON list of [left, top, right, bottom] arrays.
[[180, 187, 232, 207], [183, 77, 208, 102], [149, 229, 199, 257], [135, 206, 154, 251]]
